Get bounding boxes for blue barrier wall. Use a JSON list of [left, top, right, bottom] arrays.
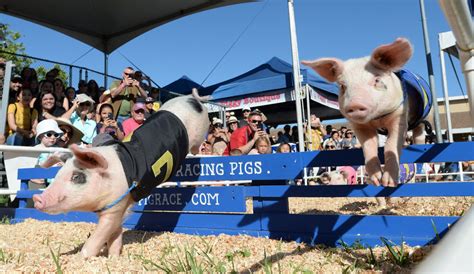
[[1, 142, 473, 247]]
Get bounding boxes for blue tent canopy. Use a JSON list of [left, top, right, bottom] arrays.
[[206, 57, 339, 100], [163, 75, 203, 95]]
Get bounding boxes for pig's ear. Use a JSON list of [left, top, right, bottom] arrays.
[[70, 144, 108, 170], [370, 37, 413, 72], [301, 58, 344, 82]]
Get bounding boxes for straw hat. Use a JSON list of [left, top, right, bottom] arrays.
[[55, 117, 84, 144]]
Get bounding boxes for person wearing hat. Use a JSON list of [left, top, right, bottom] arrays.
[[28, 119, 64, 201], [238, 106, 251, 128], [144, 96, 156, 119], [55, 117, 84, 147], [62, 93, 97, 145], [7, 74, 23, 104], [227, 115, 239, 135], [122, 102, 146, 136]]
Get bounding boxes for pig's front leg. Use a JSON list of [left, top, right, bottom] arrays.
[[382, 114, 407, 187], [82, 212, 125, 257], [107, 226, 123, 256], [353, 126, 383, 185]]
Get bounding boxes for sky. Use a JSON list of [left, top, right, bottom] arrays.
[[0, 0, 468, 99]]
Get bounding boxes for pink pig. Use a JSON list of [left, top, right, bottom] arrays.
[[33, 89, 210, 257], [302, 38, 431, 187]]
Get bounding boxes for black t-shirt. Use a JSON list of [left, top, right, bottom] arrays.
[[113, 110, 189, 202], [38, 107, 66, 122]]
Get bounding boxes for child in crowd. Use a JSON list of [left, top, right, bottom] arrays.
[[249, 136, 271, 155], [6, 88, 38, 146], [28, 119, 63, 206]]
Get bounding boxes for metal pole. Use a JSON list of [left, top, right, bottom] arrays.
[[0, 61, 13, 136], [419, 0, 443, 143], [68, 65, 73, 87], [104, 53, 109, 89], [438, 0, 474, 129], [288, 0, 305, 152], [438, 35, 454, 142]]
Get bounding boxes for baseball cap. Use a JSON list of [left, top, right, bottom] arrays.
[[145, 97, 154, 103], [133, 102, 146, 111], [242, 106, 251, 111], [75, 93, 95, 104], [36, 119, 63, 141], [12, 74, 23, 82]]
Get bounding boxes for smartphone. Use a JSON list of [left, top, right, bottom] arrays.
[[107, 113, 114, 120], [257, 123, 263, 131]]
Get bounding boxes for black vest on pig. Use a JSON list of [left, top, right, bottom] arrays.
[[113, 110, 189, 202]]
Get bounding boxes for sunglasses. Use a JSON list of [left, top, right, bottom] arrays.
[[325, 145, 336, 149], [214, 123, 223, 128], [44, 132, 62, 138], [251, 120, 262, 124], [79, 102, 92, 106], [134, 109, 145, 114], [11, 79, 22, 83]]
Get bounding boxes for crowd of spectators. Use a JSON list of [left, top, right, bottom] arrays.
[[0, 62, 472, 186], [1, 65, 160, 152]]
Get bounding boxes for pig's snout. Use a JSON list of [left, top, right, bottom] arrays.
[[344, 103, 369, 121], [33, 194, 45, 210]]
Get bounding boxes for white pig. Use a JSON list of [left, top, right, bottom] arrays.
[[32, 89, 210, 257], [302, 38, 432, 187]]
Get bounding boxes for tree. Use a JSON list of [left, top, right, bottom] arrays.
[[0, 24, 68, 83], [0, 23, 33, 73]]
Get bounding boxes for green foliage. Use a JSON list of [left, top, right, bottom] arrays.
[[48, 244, 63, 274], [0, 24, 68, 83], [35, 64, 69, 84], [0, 216, 10, 224], [431, 219, 440, 242], [0, 195, 9, 207], [0, 24, 32, 73], [380, 237, 410, 266]]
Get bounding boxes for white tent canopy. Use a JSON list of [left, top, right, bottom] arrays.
[[0, 0, 255, 54]]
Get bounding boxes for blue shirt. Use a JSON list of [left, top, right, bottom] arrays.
[[70, 112, 97, 144]]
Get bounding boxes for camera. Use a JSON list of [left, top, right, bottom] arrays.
[[126, 71, 143, 81]]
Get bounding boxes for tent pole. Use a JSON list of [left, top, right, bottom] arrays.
[[287, 0, 305, 152], [104, 53, 109, 89], [438, 35, 454, 142], [438, 0, 474, 131], [419, 0, 443, 143]]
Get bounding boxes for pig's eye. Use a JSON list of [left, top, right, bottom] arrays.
[[374, 77, 387, 91], [71, 171, 86, 185]]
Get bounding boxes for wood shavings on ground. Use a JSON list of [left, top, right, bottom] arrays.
[[0, 196, 472, 272]]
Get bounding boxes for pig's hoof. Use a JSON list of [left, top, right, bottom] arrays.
[[381, 172, 397, 187], [368, 172, 383, 186]]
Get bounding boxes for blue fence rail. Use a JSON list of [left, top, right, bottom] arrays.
[[1, 142, 474, 248]]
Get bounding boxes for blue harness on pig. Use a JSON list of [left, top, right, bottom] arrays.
[[375, 69, 432, 130], [95, 110, 189, 212], [397, 69, 432, 130]]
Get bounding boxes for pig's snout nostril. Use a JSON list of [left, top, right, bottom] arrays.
[[346, 104, 368, 114]]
